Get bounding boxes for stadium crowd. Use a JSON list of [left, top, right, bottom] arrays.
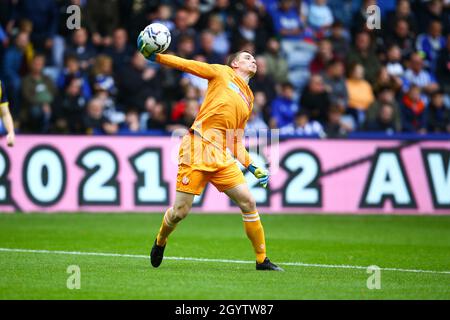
[[0, 0, 449, 137]]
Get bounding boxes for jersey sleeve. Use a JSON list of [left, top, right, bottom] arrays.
[[227, 128, 253, 168], [156, 54, 220, 80], [0, 80, 9, 108]]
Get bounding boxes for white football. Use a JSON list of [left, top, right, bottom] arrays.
[[140, 23, 171, 54]]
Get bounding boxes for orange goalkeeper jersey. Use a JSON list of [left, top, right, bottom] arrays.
[[156, 54, 254, 168]]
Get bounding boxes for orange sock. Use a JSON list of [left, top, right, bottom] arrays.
[[156, 207, 177, 246], [242, 210, 266, 264]]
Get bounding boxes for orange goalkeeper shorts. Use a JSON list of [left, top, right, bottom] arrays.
[[175, 132, 246, 195]]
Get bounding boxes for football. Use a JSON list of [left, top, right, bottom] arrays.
[[140, 23, 171, 54]]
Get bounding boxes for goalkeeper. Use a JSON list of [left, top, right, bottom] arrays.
[[138, 35, 283, 271]]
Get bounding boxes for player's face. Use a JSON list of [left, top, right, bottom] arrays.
[[236, 52, 257, 76]]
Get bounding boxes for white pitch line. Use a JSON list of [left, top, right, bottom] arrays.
[[0, 247, 449, 275]]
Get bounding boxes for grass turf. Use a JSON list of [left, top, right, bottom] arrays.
[[0, 213, 449, 300]]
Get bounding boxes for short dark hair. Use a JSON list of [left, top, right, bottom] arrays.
[[226, 50, 252, 68], [280, 81, 294, 89], [295, 109, 309, 118], [326, 58, 343, 69]]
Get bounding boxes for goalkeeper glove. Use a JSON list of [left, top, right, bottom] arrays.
[[137, 31, 156, 61], [248, 164, 269, 188]]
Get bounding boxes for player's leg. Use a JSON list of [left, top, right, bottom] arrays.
[[224, 183, 265, 262], [151, 191, 195, 268], [212, 164, 283, 271], [155, 132, 205, 249], [211, 165, 265, 262], [151, 142, 209, 268], [224, 184, 283, 271], [156, 191, 194, 246]]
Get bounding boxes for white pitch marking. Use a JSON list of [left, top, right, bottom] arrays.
[[0, 247, 449, 275]]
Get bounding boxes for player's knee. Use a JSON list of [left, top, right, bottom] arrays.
[[239, 197, 257, 213], [173, 202, 191, 221]]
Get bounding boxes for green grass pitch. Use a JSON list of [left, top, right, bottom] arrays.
[[0, 213, 449, 299]]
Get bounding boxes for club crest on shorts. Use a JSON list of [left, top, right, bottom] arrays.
[[182, 176, 190, 185]]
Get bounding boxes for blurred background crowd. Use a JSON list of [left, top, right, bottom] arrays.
[[0, 0, 449, 138]]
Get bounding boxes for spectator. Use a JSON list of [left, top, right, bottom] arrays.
[[53, 78, 86, 134], [95, 82, 124, 121], [373, 66, 403, 95], [116, 51, 162, 111], [173, 98, 199, 129], [16, 19, 35, 58], [366, 86, 402, 132], [385, 0, 418, 37], [262, 38, 289, 84], [246, 91, 269, 133], [120, 108, 142, 133], [86, 0, 120, 48], [92, 59, 124, 126], [1, 32, 32, 113], [176, 35, 196, 59], [234, 0, 275, 37], [64, 28, 97, 72], [103, 28, 134, 73], [416, 0, 447, 34], [83, 97, 118, 135], [385, 18, 416, 60], [0, 0, 13, 33], [0, 24, 8, 59], [207, 14, 230, 56], [345, 63, 375, 126], [327, 20, 351, 60], [183, 0, 202, 30], [310, 39, 334, 74], [436, 34, 450, 98], [347, 31, 381, 83], [401, 85, 427, 133], [11, 0, 58, 55], [140, 96, 156, 130], [198, 31, 224, 64], [364, 103, 398, 134], [147, 100, 168, 131], [171, 9, 197, 51], [56, 54, 92, 101], [351, 0, 377, 36], [156, 37, 194, 102], [250, 56, 277, 105], [402, 52, 439, 99], [20, 54, 56, 133], [323, 58, 348, 110], [231, 10, 268, 54], [119, 0, 154, 42], [280, 110, 324, 137], [270, 0, 303, 41], [300, 74, 331, 125], [270, 82, 298, 129], [171, 85, 201, 123], [154, 4, 176, 32], [327, 0, 353, 29], [385, 45, 405, 79], [416, 20, 446, 72], [427, 90, 450, 133], [56, 0, 89, 41], [324, 104, 351, 138], [199, 0, 237, 32], [91, 55, 117, 96], [307, 0, 334, 36]]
